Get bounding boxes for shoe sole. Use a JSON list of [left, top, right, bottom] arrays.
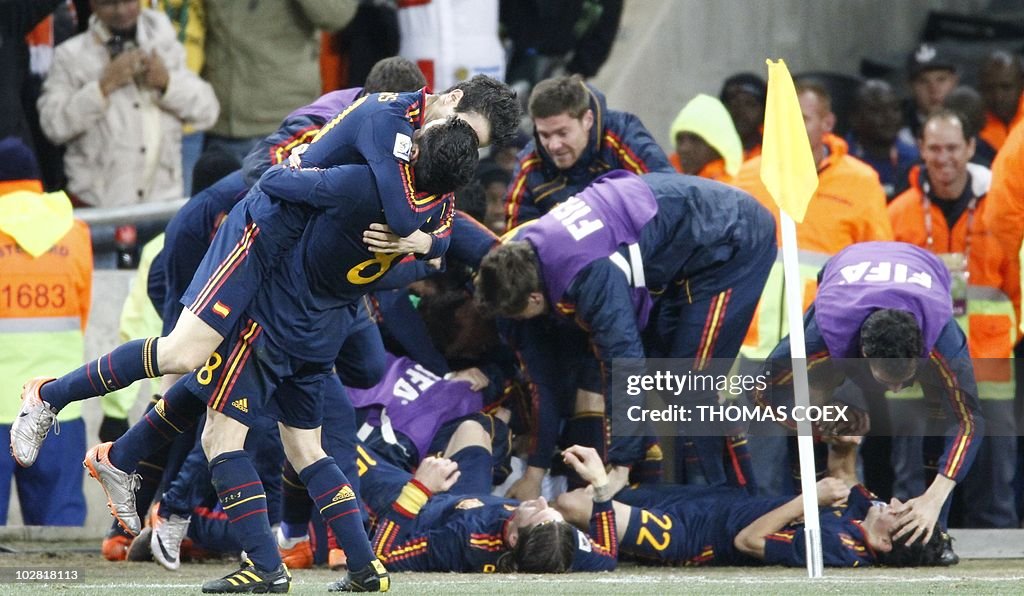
[[84, 457, 138, 537]]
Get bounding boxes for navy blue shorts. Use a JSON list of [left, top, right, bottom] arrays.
[[184, 316, 332, 430], [181, 201, 266, 338]]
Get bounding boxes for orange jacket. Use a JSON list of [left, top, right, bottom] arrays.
[[889, 166, 1020, 321], [985, 120, 1024, 264], [0, 181, 92, 332], [733, 133, 892, 254], [669, 153, 733, 184], [979, 92, 1024, 151]]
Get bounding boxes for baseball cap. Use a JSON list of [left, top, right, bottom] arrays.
[[0, 136, 40, 182], [906, 43, 958, 80]]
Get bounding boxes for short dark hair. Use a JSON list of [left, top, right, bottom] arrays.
[[528, 75, 590, 120], [942, 88, 984, 139], [475, 241, 541, 317], [719, 72, 768, 104], [455, 179, 487, 222], [363, 57, 427, 94], [497, 521, 576, 573], [447, 75, 521, 146], [877, 525, 947, 567], [413, 117, 480, 196], [861, 309, 922, 380]]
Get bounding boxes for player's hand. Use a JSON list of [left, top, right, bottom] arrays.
[[413, 456, 460, 494], [100, 49, 142, 96], [446, 367, 490, 391], [504, 465, 543, 500], [287, 144, 309, 169], [140, 50, 169, 93], [816, 402, 870, 437], [562, 445, 610, 493], [363, 224, 432, 255], [892, 493, 941, 546], [815, 477, 850, 507]]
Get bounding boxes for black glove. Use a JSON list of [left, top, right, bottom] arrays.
[[98, 416, 130, 443]]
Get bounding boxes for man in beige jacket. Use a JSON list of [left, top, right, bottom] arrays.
[[38, 0, 218, 208]]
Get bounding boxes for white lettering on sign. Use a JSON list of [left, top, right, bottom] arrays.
[[392, 364, 442, 403], [550, 196, 604, 241], [838, 261, 932, 289]]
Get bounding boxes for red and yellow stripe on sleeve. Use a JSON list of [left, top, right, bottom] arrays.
[[929, 351, 976, 479], [603, 130, 649, 174]]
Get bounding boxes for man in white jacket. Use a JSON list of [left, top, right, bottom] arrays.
[[38, 0, 218, 208]]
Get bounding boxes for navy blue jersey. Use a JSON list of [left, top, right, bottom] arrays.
[[149, 171, 249, 334], [761, 484, 882, 568], [249, 165, 450, 362], [373, 492, 616, 572], [618, 484, 879, 567], [297, 89, 448, 238], [754, 307, 983, 484], [505, 172, 775, 467], [505, 83, 673, 228]]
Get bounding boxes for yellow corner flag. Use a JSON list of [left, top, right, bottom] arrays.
[[760, 59, 818, 223]]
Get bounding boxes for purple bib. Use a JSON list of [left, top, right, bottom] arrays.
[[519, 170, 658, 326], [285, 88, 363, 122], [814, 242, 953, 357], [348, 355, 483, 458]]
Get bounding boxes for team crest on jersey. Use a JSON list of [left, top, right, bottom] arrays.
[[393, 133, 413, 162], [455, 498, 484, 510], [232, 398, 249, 413]]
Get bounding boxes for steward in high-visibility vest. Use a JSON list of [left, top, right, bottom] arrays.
[[0, 137, 91, 525]]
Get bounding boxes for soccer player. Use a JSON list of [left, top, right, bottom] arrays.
[[12, 76, 519, 468], [555, 474, 949, 567], [476, 170, 777, 499], [752, 241, 983, 555], [358, 435, 617, 573], [83, 119, 480, 593]]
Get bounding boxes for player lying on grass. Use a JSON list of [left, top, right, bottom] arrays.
[[358, 434, 618, 573], [555, 465, 948, 567]]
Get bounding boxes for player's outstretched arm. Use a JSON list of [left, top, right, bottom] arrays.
[[734, 477, 849, 560]]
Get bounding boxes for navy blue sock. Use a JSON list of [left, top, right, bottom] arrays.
[[42, 338, 161, 411], [210, 450, 281, 572], [299, 457, 374, 570], [281, 461, 312, 535], [108, 382, 205, 472]]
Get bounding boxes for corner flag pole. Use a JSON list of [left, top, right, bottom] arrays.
[[760, 58, 823, 578]]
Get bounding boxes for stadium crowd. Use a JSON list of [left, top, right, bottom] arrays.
[[3, 0, 1024, 593]]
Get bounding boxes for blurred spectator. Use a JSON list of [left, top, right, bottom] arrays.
[[505, 74, 672, 228], [899, 43, 959, 146], [0, 137, 91, 525], [944, 85, 995, 168], [734, 81, 892, 254], [153, 0, 207, 196], [979, 50, 1024, 152], [38, 0, 219, 208], [0, 1, 67, 189], [846, 79, 919, 200], [984, 111, 1024, 321], [320, 1, 400, 92], [22, 1, 79, 193], [502, 0, 623, 97], [888, 110, 1019, 529], [398, 0, 504, 91], [719, 72, 767, 161], [667, 93, 742, 183], [202, 0, 357, 162]]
